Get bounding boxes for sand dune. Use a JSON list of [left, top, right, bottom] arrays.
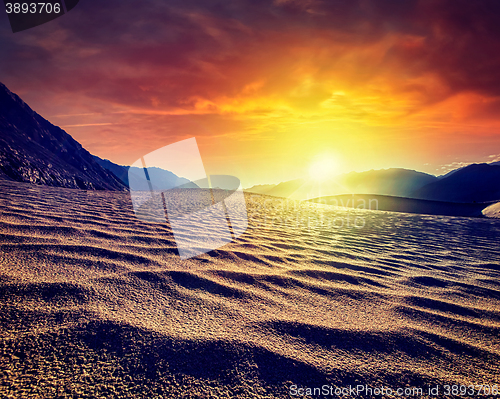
[[309, 194, 494, 218], [484, 202, 500, 219], [1, 178, 500, 397]]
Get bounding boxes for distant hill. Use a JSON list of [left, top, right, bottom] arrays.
[[244, 184, 276, 195], [437, 159, 500, 179], [265, 179, 305, 198], [93, 156, 195, 191], [0, 82, 126, 190], [247, 164, 500, 204], [412, 163, 500, 202], [309, 194, 492, 218], [245, 169, 438, 200], [92, 157, 130, 186], [438, 166, 468, 179], [338, 168, 438, 198]]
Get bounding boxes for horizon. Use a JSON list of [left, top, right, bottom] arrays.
[[94, 150, 500, 188], [2, 0, 500, 187], [2, 79, 500, 188], [90, 146, 499, 187]]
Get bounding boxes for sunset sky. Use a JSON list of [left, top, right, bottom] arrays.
[[1, 0, 500, 186]]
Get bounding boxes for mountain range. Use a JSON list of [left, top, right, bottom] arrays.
[[246, 169, 439, 199], [247, 164, 500, 203], [92, 156, 193, 191], [1, 81, 499, 206], [412, 163, 500, 202], [0, 82, 189, 191]]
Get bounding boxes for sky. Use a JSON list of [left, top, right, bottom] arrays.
[[1, 0, 500, 187]]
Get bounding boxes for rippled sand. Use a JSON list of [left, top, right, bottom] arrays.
[[484, 201, 500, 219], [1, 178, 500, 398]]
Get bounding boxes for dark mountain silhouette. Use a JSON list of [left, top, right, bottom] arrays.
[[438, 166, 468, 179], [245, 169, 438, 200], [93, 156, 195, 191], [412, 163, 500, 202], [437, 160, 500, 179], [341, 168, 438, 197], [244, 184, 276, 195], [265, 178, 306, 198], [92, 156, 130, 186], [0, 82, 126, 190]]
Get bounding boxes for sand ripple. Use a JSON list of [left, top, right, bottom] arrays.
[[1, 179, 500, 397]]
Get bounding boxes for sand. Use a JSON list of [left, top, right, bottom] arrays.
[[309, 194, 493, 218], [1, 178, 500, 398], [484, 202, 500, 219]]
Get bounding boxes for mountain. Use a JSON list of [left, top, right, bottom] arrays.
[[93, 156, 196, 191], [438, 159, 500, 179], [339, 168, 438, 197], [92, 156, 130, 185], [412, 163, 500, 202], [244, 184, 276, 195], [265, 179, 305, 198], [245, 169, 438, 200], [438, 166, 468, 179], [0, 82, 126, 190]]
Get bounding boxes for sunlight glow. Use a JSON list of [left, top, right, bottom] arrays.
[[308, 157, 338, 181]]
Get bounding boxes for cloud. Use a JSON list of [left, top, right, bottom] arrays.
[[1, 0, 500, 169], [1, 0, 499, 115], [439, 161, 473, 173], [60, 123, 115, 127]]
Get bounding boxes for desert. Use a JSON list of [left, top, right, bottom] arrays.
[[1, 177, 499, 397]]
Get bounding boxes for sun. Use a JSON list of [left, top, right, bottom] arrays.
[[309, 157, 338, 181]]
